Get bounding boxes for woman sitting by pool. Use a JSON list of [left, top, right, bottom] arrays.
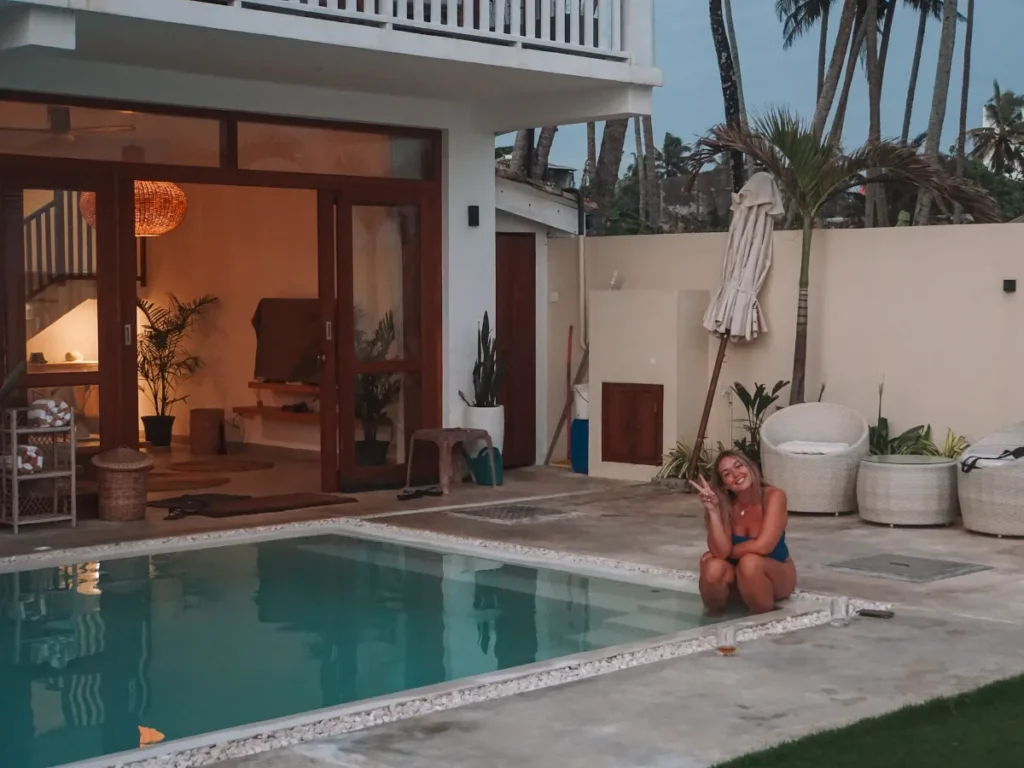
[[690, 450, 796, 615]]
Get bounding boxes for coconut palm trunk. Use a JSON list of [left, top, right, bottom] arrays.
[[634, 116, 647, 230], [812, 0, 857, 141], [817, 3, 831, 100], [592, 118, 629, 235], [828, 12, 867, 146], [531, 126, 558, 181], [901, 5, 931, 145], [914, 0, 959, 224], [508, 129, 531, 179], [642, 115, 661, 232], [864, 0, 886, 227], [709, 0, 745, 191], [723, 0, 747, 129], [586, 121, 597, 187], [953, 0, 974, 224]]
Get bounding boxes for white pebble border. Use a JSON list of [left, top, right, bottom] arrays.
[[1, 514, 890, 768]]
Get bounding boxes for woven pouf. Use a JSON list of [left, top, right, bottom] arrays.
[[92, 447, 154, 522]]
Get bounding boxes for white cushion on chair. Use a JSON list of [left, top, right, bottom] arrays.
[[777, 440, 850, 455]]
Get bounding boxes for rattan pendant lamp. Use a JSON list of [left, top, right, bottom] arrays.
[[79, 145, 188, 237]]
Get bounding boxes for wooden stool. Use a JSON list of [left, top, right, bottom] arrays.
[[405, 428, 498, 494]]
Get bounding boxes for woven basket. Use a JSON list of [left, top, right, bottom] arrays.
[[92, 447, 154, 522]]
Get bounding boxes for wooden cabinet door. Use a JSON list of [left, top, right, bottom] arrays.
[[601, 383, 663, 466]]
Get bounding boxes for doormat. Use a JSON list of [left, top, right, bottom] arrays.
[[148, 494, 250, 518], [828, 554, 992, 583], [169, 458, 275, 473], [157, 492, 355, 519], [448, 504, 580, 525]]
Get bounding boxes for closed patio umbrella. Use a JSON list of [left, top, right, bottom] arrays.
[[687, 171, 784, 480]]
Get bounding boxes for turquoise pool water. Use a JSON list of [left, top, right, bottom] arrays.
[[0, 534, 717, 767]]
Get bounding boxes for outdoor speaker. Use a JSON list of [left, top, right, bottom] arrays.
[[1004, 279, 1016, 293], [468, 205, 480, 227]]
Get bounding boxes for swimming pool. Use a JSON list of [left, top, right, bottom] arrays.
[[0, 532, 723, 768]]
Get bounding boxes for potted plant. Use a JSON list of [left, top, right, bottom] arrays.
[[137, 294, 217, 447], [354, 309, 402, 466], [459, 311, 506, 454]]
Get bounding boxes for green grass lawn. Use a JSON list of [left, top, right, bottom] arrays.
[[716, 675, 1024, 768]]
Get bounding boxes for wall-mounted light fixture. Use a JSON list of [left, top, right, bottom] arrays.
[[1004, 279, 1016, 293], [468, 205, 480, 227]]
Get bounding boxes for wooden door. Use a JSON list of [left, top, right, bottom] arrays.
[[318, 185, 442, 492], [495, 233, 537, 468], [601, 383, 663, 466], [0, 174, 136, 453]]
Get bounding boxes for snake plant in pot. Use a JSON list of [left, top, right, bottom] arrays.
[[458, 311, 506, 454]]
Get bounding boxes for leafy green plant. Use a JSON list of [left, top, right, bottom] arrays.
[[354, 310, 401, 442], [137, 295, 218, 416], [459, 311, 505, 408], [731, 380, 789, 467], [940, 429, 970, 460], [0, 360, 25, 409], [657, 440, 723, 481]]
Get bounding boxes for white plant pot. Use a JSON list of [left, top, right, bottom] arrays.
[[464, 405, 505, 457]]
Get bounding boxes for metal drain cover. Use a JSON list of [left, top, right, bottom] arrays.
[[829, 554, 992, 583], [448, 504, 576, 525]]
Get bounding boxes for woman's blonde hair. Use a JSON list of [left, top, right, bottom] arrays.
[[708, 449, 764, 528]]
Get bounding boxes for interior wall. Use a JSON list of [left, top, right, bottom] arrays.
[[549, 223, 1024, 461], [141, 184, 319, 451]]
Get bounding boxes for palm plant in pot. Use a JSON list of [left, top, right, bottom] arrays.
[[354, 309, 402, 466], [137, 294, 217, 447], [459, 311, 506, 454]]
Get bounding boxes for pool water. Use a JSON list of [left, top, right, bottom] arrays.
[[0, 534, 719, 767]]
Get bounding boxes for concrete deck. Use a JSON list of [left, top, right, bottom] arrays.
[[6, 474, 1022, 766], [216, 484, 1024, 767]]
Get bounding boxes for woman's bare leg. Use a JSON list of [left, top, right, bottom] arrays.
[[736, 554, 797, 614], [699, 553, 735, 615]]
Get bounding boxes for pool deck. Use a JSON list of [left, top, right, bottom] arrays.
[[4, 471, 1023, 767]]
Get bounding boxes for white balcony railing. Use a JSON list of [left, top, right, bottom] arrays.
[[194, 0, 652, 63]]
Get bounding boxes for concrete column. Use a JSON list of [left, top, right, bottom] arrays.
[[442, 123, 496, 427], [621, 0, 654, 67]]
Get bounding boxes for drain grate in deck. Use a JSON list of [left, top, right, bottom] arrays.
[[448, 504, 578, 525], [828, 554, 992, 583]]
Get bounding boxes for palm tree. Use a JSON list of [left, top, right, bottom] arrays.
[[634, 116, 647, 229], [508, 129, 530, 179], [864, 0, 887, 226], [689, 109, 997, 403], [531, 126, 558, 180], [811, 0, 857, 141], [914, 0, 958, 224], [723, 0, 747, 129], [592, 118, 629, 235], [952, 0, 974, 223], [709, 0, 745, 192], [642, 115, 661, 231], [660, 133, 692, 178], [900, 0, 948, 145], [585, 122, 597, 188], [775, 0, 836, 101], [969, 82, 1024, 177]]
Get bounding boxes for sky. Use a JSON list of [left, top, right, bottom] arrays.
[[529, 0, 1024, 174]]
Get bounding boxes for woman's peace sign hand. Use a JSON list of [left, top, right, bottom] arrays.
[[688, 476, 720, 515]]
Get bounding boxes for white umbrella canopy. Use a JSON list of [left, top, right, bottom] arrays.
[[702, 171, 785, 341]]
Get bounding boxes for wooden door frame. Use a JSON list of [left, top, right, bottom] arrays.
[[0, 170, 138, 450], [495, 232, 538, 468], [320, 186, 442, 491]]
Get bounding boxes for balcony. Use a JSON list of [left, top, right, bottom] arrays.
[[0, 0, 658, 129], [195, 0, 646, 63]]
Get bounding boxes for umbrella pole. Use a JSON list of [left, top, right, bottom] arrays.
[[686, 332, 730, 486]]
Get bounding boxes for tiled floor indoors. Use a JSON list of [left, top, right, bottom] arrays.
[[3, 461, 1022, 767]]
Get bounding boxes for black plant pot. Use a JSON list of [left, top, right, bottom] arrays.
[[142, 415, 175, 447], [355, 439, 390, 467]]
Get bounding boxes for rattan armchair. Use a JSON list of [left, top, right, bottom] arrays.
[[760, 403, 870, 515]]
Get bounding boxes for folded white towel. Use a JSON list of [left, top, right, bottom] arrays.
[[777, 440, 850, 455]]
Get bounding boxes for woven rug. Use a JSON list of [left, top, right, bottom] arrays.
[[152, 492, 354, 519], [169, 458, 274, 474]]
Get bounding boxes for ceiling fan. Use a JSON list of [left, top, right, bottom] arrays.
[[0, 105, 135, 143]]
